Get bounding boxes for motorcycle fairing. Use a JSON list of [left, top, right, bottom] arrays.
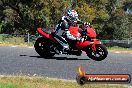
[[76, 40, 102, 51], [69, 26, 82, 37], [87, 26, 96, 38], [76, 41, 91, 49]]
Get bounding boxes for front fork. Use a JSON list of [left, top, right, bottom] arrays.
[[91, 39, 102, 52]]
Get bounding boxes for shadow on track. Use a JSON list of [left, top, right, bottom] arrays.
[[29, 56, 90, 60]]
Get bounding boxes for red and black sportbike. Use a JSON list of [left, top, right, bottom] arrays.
[[34, 24, 108, 61]]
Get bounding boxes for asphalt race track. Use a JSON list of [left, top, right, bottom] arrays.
[[0, 46, 132, 85]]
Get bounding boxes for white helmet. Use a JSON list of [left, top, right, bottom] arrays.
[[67, 9, 79, 20]]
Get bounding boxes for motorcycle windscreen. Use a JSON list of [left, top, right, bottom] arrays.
[[69, 26, 81, 37]]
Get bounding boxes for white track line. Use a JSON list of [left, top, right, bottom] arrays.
[[28, 47, 33, 48], [11, 46, 33, 48], [11, 46, 17, 47], [114, 52, 121, 54]]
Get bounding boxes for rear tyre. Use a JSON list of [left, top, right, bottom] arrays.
[[86, 44, 108, 61], [34, 37, 55, 58]]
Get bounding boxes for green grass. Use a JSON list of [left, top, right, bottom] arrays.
[[107, 46, 132, 51], [0, 36, 33, 46], [0, 76, 131, 88], [0, 82, 31, 88]]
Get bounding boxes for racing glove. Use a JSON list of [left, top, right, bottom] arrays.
[[76, 37, 85, 42]]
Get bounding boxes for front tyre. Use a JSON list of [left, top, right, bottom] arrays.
[[34, 37, 55, 58], [86, 44, 108, 61]]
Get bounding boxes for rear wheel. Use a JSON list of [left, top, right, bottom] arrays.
[[34, 37, 55, 58], [86, 44, 108, 61]]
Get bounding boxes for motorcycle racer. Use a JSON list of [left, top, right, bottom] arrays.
[[54, 9, 84, 52]]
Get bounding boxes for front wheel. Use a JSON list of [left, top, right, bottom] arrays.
[[34, 37, 55, 58], [86, 44, 108, 61]]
